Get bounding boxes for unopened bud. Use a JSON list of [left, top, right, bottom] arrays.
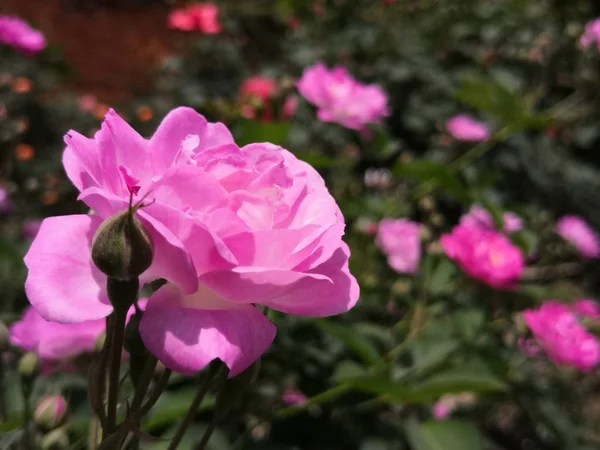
[[18, 352, 41, 378], [0, 321, 9, 353], [91, 208, 153, 281], [34, 395, 68, 430], [39, 428, 69, 450]]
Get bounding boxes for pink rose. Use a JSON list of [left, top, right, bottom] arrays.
[[240, 76, 297, 122], [446, 114, 490, 142], [556, 215, 600, 259], [24, 107, 358, 377], [432, 400, 452, 420], [376, 219, 421, 274], [297, 62, 389, 130], [441, 224, 524, 288], [0, 15, 46, 55], [168, 3, 221, 34], [9, 307, 105, 364], [523, 301, 600, 372], [460, 205, 522, 234], [580, 18, 600, 51], [34, 395, 68, 429]]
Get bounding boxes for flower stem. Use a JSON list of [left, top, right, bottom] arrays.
[[106, 305, 127, 434], [167, 362, 221, 450], [198, 424, 216, 450]]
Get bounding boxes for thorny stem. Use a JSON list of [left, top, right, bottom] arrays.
[[166, 362, 221, 450]]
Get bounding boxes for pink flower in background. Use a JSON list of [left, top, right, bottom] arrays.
[[432, 400, 452, 420], [580, 18, 600, 50], [573, 299, 600, 322], [460, 204, 522, 234], [441, 224, 524, 288], [9, 307, 105, 369], [556, 215, 600, 259], [432, 393, 476, 420], [446, 114, 490, 142], [24, 107, 359, 377], [78, 95, 98, 113], [23, 219, 42, 239], [523, 301, 600, 372], [297, 62, 389, 130], [0, 16, 46, 55], [168, 3, 221, 34], [376, 219, 421, 274], [0, 187, 12, 214], [34, 395, 68, 429], [282, 389, 308, 406], [240, 76, 297, 121]]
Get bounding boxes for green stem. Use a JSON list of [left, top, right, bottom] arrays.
[[21, 380, 32, 449], [0, 353, 5, 421], [139, 368, 172, 416], [167, 363, 221, 450], [129, 355, 158, 414], [106, 306, 128, 434], [198, 424, 216, 450]]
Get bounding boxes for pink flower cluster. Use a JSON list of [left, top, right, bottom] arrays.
[[168, 3, 221, 34], [460, 205, 522, 234], [441, 223, 524, 289], [376, 219, 421, 274], [446, 114, 490, 142], [523, 300, 600, 372], [0, 15, 46, 55], [297, 62, 389, 131], [24, 107, 359, 377], [556, 215, 600, 259], [239, 76, 297, 122], [10, 307, 105, 371], [580, 18, 600, 51]]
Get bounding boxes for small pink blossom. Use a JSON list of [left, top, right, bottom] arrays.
[[24, 107, 359, 377], [78, 95, 98, 113], [580, 18, 600, 51], [297, 62, 389, 130], [168, 3, 221, 34], [460, 205, 522, 234], [556, 215, 600, 259], [0, 15, 46, 55], [446, 114, 490, 142], [441, 224, 524, 288], [282, 389, 308, 406], [376, 219, 421, 274], [240, 76, 296, 122], [523, 301, 600, 372], [432, 399, 452, 420], [34, 395, 67, 429]]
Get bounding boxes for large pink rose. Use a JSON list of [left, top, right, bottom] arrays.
[[297, 62, 389, 130], [24, 107, 359, 376], [441, 223, 524, 289]]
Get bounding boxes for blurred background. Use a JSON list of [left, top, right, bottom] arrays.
[[2, 0, 600, 449]]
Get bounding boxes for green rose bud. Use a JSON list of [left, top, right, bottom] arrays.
[[91, 207, 153, 281], [18, 351, 41, 379]]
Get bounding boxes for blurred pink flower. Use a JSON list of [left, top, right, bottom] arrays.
[[0, 15, 46, 55], [523, 301, 600, 372], [23, 219, 42, 239], [24, 107, 358, 377], [78, 95, 98, 113], [9, 307, 105, 365], [556, 215, 600, 259], [168, 3, 221, 34], [240, 76, 296, 122], [297, 62, 389, 130], [460, 205, 522, 234], [376, 219, 421, 274], [441, 224, 524, 288], [282, 389, 308, 406], [446, 114, 490, 142], [573, 298, 600, 322], [580, 18, 600, 50], [432, 399, 453, 420], [0, 187, 12, 214]]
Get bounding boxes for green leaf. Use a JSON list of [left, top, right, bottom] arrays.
[[405, 419, 483, 450], [393, 160, 470, 202], [332, 360, 368, 382], [316, 319, 380, 365], [236, 120, 291, 146], [427, 259, 457, 296]]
